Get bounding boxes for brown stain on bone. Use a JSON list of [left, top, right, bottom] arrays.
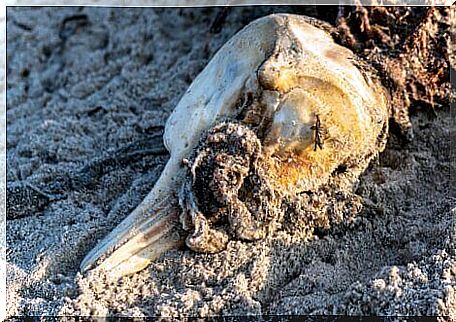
[[260, 75, 368, 192]]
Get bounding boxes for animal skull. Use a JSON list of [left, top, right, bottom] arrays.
[[80, 14, 389, 279]]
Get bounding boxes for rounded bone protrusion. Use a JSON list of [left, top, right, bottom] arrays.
[[263, 88, 317, 156]]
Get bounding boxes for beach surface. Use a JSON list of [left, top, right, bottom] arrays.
[[6, 6, 455, 318]]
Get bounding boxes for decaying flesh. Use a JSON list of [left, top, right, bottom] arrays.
[[179, 122, 282, 253], [80, 14, 390, 279]]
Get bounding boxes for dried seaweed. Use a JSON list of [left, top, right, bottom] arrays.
[[336, 5, 455, 137], [7, 132, 168, 220]]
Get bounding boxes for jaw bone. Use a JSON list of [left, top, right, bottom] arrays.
[[80, 14, 389, 279]]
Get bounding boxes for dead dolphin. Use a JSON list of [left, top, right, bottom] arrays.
[[80, 14, 389, 279]]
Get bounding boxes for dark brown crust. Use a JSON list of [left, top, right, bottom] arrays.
[[335, 6, 455, 138]]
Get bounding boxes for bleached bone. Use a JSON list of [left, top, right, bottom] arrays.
[[80, 14, 389, 279]]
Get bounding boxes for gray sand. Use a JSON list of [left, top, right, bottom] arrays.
[[6, 7, 455, 318]]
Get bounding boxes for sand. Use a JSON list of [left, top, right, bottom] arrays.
[[6, 6, 455, 318]]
